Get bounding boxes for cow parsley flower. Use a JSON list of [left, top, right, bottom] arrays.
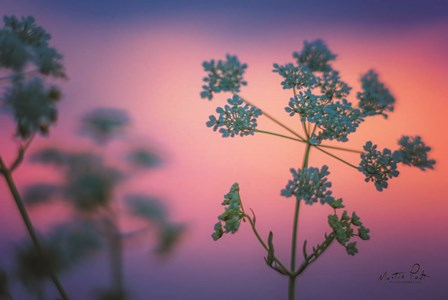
[[293, 39, 336, 72], [357, 70, 395, 118], [393, 136, 435, 171], [272, 63, 316, 90], [212, 183, 244, 241], [318, 70, 351, 101], [281, 166, 334, 205], [358, 141, 399, 191], [200, 54, 247, 100], [286, 93, 363, 143], [206, 95, 262, 137], [328, 208, 369, 256], [311, 99, 364, 143], [2, 77, 60, 139], [285, 89, 326, 122]]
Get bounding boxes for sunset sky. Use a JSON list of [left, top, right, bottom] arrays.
[[1, 1, 447, 299]]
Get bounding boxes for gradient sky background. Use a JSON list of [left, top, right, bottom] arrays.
[[1, 0, 448, 299]]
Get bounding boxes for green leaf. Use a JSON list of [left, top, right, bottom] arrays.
[[265, 231, 275, 266]]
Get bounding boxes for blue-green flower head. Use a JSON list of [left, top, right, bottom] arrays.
[[285, 89, 325, 122], [293, 39, 336, 72], [212, 183, 244, 241], [393, 135, 435, 171], [281, 166, 334, 205], [200, 54, 247, 100], [358, 141, 399, 191], [357, 70, 395, 118], [318, 70, 352, 101], [1, 16, 66, 78], [345, 242, 358, 256], [206, 95, 262, 138], [2, 78, 60, 139], [311, 99, 364, 143], [272, 63, 316, 90]]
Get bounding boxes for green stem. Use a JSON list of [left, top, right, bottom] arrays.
[[105, 207, 125, 298], [0, 157, 70, 300], [301, 122, 309, 140], [255, 129, 306, 144], [242, 213, 291, 276], [288, 143, 312, 300], [236, 94, 306, 142], [317, 144, 363, 154], [295, 233, 335, 276], [314, 146, 358, 169]]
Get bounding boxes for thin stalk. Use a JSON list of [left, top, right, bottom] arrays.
[[255, 129, 306, 144], [301, 122, 309, 140], [104, 207, 125, 298], [314, 146, 358, 169], [235, 94, 306, 142], [295, 233, 335, 276], [0, 157, 70, 300], [288, 142, 312, 300], [317, 144, 363, 154], [242, 214, 291, 276]]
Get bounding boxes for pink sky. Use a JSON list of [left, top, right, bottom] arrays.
[[1, 3, 447, 299]]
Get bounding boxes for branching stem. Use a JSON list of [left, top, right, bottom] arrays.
[[0, 156, 70, 300]]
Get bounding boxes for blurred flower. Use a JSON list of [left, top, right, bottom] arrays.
[[212, 183, 244, 241], [63, 154, 122, 212], [155, 223, 186, 255], [3, 16, 50, 47], [357, 70, 395, 118], [200, 54, 247, 100], [23, 183, 61, 206], [293, 39, 336, 72], [125, 194, 167, 224], [0, 29, 28, 70], [126, 147, 161, 169], [2, 77, 60, 139], [80, 108, 130, 144], [393, 135, 435, 171], [206, 94, 262, 137], [358, 141, 399, 191], [281, 166, 334, 205]]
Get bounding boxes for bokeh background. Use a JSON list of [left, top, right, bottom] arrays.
[[1, 0, 447, 299]]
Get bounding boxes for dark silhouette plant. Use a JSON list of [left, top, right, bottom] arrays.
[[0, 15, 69, 300], [20, 107, 185, 300], [200, 39, 435, 299]]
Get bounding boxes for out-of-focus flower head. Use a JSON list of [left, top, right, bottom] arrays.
[[200, 54, 247, 100]]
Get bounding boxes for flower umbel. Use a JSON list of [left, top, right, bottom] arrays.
[[357, 70, 395, 118], [358, 141, 399, 191], [281, 166, 334, 205], [200, 54, 247, 100], [393, 136, 435, 171], [212, 183, 244, 241], [293, 39, 336, 72], [206, 94, 262, 137], [272, 63, 316, 90], [328, 202, 370, 256], [3, 77, 60, 138], [311, 99, 363, 143], [318, 70, 351, 101]]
